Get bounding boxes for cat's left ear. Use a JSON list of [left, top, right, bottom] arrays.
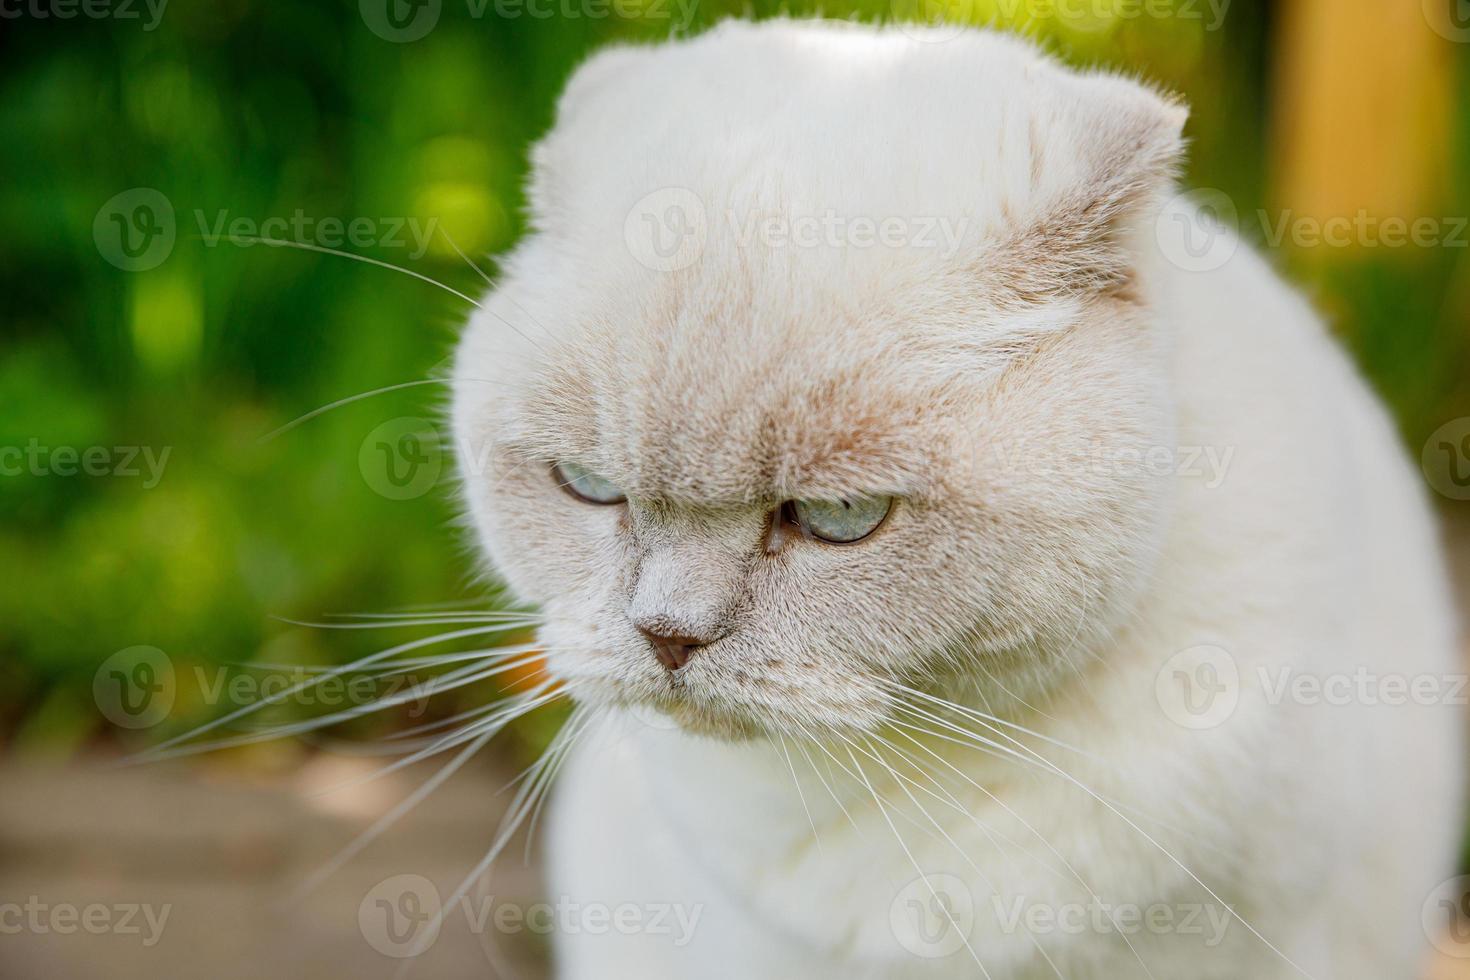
[[996, 72, 1189, 300]]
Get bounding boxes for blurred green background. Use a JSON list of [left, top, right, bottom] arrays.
[[2, 0, 1468, 760]]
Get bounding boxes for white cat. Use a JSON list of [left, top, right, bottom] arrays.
[[451, 19, 1464, 979]]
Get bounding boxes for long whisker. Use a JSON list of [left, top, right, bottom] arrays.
[[974, 659, 1060, 722], [272, 613, 539, 631], [889, 701, 1053, 777], [257, 379, 454, 442], [778, 733, 823, 853], [216, 234, 483, 308], [307, 684, 562, 798], [138, 655, 514, 764], [852, 733, 1068, 980], [888, 708, 1223, 859], [882, 722, 1157, 979], [291, 727, 498, 900], [795, 725, 940, 844], [789, 721, 866, 840], [435, 225, 555, 352], [895, 688, 1315, 979], [842, 744, 994, 980], [329, 599, 521, 616], [394, 708, 588, 974], [132, 627, 540, 762], [867, 729, 1072, 885], [886, 680, 1100, 765], [437, 226, 496, 288], [521, 707, 596, 863]]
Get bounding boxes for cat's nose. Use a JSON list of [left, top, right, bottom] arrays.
[[636, 625, 708, 671]]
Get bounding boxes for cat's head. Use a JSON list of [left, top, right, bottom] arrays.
[[452, 20, 1187, 739]]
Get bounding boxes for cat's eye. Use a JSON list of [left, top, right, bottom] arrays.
[[552, 461, 626, 504], [789, 495, 893, 543]]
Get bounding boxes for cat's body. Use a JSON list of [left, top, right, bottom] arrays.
[[452, 20, 1463, 979]]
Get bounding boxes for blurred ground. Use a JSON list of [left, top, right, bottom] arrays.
[[3, 508, 1470, 980], [0, 754, 552, 980], [4, 752, 1469, 980]]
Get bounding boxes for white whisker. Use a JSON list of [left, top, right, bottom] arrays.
[[842, 744, 994, 980], [133, 633, 544, 763]]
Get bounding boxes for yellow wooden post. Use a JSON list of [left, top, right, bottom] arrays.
[[1271, 0, 1454, 250]]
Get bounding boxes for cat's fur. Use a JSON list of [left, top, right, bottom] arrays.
[[452, 20, 1464, 979]]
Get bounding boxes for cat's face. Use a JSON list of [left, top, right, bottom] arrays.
[[452, 21, 1186, 739]]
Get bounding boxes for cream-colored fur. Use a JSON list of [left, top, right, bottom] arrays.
[[451, 20, 1464, 979]]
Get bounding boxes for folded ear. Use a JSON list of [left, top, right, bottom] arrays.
[[988, 71, 1189, 303]]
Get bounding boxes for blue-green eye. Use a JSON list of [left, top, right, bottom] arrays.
[[552, 461, 626, 504], [792, 495, 892, 543]]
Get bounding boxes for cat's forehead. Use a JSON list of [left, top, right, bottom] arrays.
[[519, 296, 965, 504]]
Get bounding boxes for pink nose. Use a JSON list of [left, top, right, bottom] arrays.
[[637, 627, 706, 671]]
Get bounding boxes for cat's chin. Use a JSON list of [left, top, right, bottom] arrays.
[[645, 702, 769, 742], [591, 684, 889, 744], [597, 691, 792, 741]]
